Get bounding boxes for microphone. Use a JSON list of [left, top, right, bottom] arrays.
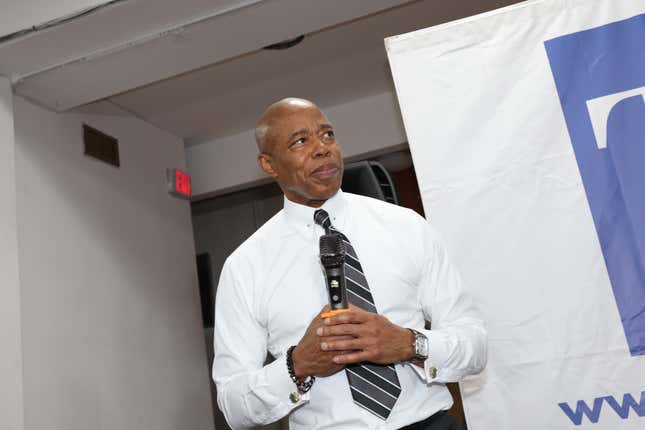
[[319, 232, 350, 319]]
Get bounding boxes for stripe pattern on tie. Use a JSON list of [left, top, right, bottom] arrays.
[[314, 209, 401, 420]]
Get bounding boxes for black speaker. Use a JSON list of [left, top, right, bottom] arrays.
[[342, 160, 399, 205]]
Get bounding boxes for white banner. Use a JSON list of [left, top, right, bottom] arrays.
[[386, 0, 645, 428]]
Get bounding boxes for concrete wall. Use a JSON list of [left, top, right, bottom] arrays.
[[13, 97, 214, 430], [0, 77, 24, 430], [187, 90, 407, 198]]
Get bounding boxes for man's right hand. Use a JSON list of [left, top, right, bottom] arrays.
[[291, 306, 352, 378]]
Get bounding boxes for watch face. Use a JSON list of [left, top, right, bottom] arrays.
[[415, 334, 429, 358]]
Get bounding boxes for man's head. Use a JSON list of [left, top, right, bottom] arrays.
[[256, 98, 343, 208]]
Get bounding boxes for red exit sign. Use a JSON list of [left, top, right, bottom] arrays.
[[167, 168, 191, 199]]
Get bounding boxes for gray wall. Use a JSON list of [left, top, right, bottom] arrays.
[[0, 77, 24, 430], [12, 97, 214, 430], [192, 183, 283, 284]]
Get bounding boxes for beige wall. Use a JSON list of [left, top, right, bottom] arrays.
[[0, 77, 24, 430], [12, 97, 214, 430]]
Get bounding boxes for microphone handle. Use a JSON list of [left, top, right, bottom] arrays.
[[321, 263, 349, 319]]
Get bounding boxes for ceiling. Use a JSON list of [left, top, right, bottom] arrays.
[[3, 0, 523, 145], [2, 0, 416, 110], [0, 0, 107, 39]]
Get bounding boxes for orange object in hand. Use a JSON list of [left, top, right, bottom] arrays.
[[321, 308, 350, 319]]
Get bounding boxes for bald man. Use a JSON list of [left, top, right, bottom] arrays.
[[212, 98, 487, 430]]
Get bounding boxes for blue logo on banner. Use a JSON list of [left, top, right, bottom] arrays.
[[545, 14, 645, 357], [558, 390, 645, 425]]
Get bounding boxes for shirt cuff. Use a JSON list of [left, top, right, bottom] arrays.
[[265, 353, 311, 408], [407, 328, 453, 383]]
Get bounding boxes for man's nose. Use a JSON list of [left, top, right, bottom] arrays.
[[312, 137, 331, 157]]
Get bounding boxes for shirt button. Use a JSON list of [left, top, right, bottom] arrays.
[[289, 391, 301, 403], [429, 367, 438, 379]]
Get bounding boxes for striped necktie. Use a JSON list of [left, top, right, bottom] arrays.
[[314, 209, 401, 420]]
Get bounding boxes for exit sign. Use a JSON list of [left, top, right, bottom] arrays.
[[167, 168, 191, 199]]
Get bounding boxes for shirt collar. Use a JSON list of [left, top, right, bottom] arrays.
[[283, 189, 349, 236]]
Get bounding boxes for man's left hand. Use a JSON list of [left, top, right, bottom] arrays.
[[316, 304, 415, 365]]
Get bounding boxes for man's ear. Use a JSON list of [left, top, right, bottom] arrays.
[[258, 153, 278, 178]]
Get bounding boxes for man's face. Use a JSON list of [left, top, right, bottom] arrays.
[[258, 104, 344, 207]]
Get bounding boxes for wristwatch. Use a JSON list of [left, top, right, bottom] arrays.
[[409, 328, 429, 361]]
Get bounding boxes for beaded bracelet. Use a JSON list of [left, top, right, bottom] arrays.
[[286, 345, 315, 393]]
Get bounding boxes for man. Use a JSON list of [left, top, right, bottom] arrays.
[[212, 98, 487, 429]]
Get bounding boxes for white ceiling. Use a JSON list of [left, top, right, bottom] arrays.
[[3, 0, 415, 110], [0, 0, 108, 39], [111, 0, 522, 145], [3, 0, 523, 145]]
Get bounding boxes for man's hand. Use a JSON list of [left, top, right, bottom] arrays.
[[316, 304, 415, 365], [291, 306, 353, 378]]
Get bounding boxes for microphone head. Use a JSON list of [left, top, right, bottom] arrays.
[[319, 233, 345, 267], [319, 232, 344, 255]]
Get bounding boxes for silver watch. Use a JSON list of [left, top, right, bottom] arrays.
[[409, 328, 429, 361]]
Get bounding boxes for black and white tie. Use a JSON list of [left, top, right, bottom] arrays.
[[314, 209, 401, 420]]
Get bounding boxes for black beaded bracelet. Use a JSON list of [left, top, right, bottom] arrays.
[[286, 345, 315, 394]]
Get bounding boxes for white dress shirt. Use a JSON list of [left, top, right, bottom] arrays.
[[212, 190, 487, 429]]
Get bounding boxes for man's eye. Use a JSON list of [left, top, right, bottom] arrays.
[[291, 137, 306, 146], [323, 130, 335, 138]]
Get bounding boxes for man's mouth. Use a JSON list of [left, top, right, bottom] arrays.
[[311, 163, 339, 179]]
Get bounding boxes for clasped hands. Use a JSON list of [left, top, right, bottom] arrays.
[[291, 304, 415, 379]]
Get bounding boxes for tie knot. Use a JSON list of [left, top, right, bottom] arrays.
[[313, 209, 332, 229]]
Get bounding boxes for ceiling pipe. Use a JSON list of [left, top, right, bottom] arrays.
[[0, 0, 128, 45], [11, 0, 265, 85]]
